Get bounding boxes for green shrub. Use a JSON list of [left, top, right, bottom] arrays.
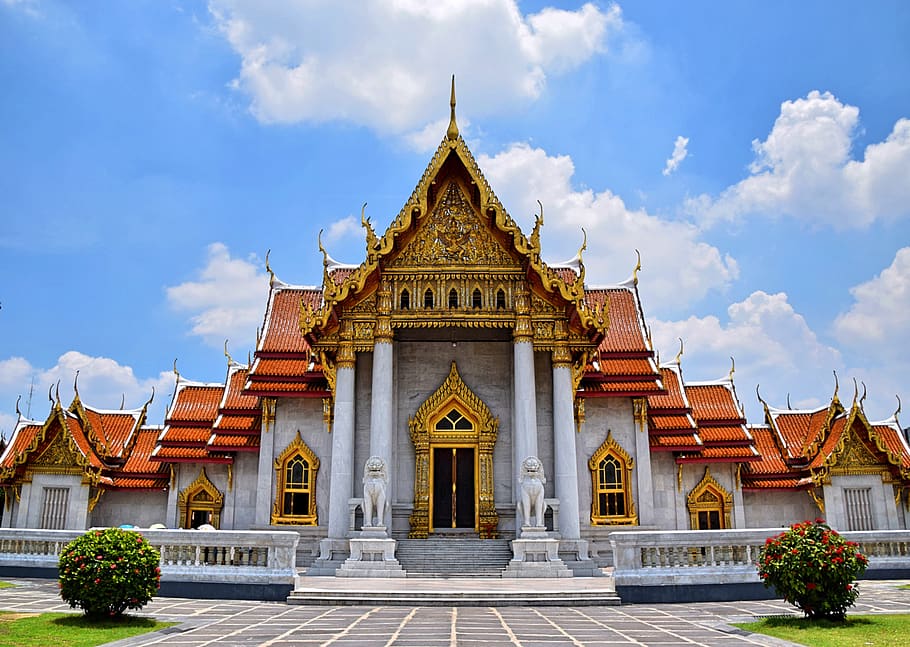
[[758, 519, 867, 620], [58, 528, 161, 618]]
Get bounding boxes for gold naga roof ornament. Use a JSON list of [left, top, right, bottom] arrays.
[[728, 356, 735, 382], [360, 203, 378, 254], [632, 249, 642, 286], [674, 337, 684, 365]]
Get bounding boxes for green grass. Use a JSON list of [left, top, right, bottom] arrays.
[[0, 583, 14, 590], [898, 584, 910, 590], [0, 612, 174, 647], [735, 614, 910, 646]]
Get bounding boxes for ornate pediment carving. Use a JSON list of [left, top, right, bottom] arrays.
[[33, 429, 82, 469], [393, 181, 517, 269]]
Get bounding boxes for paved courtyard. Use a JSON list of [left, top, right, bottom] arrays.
[[1, 577, 908, 646]]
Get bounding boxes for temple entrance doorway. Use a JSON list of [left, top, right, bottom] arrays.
[[431, 446, 476, 531]]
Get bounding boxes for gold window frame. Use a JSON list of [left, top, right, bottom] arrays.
[[687, 467, 732, 529], [588, 431, 638, 525], [177, 468, 224, 529], [272, 431, 320, 525]]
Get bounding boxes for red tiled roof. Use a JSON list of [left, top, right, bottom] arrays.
[[647, 366, 688, 411], [742, 478, 806, 490], [698, 425, 753, 445], [213, 415, 260, 432], [157, 425, 211, 444], [0, 422, 42, 469], [168, 384, 222, 423], [208, 434, 260, 451], [120, 427, 167, 475], [744, 426, 791, 476], [222, 367, 259, 411], [243, 380, 330, 395], [686, 384, 745, 423], [258, 287, 321, 354], [872, 422, 910, 470], [586, 288, 650, 354], [650, 434, 702, 451], [649, 414, 696, 431], [679, 445, 760, 462], [249, 358, 315, 378], [151, 446, 230, 462], [108, 477, 167, 490]]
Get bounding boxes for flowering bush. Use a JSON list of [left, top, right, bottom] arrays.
[[59, 528, 161, 618], [757, 519, 867, 620]]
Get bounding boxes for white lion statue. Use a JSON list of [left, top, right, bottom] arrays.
[[362, 455, 389, 528], [517, 456, 547, 528]]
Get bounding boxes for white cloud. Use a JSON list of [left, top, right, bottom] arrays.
[[834, 247, 910, 356], [323, 215, 360, 245], [166, 242, 269, 349], [208, 1, 622, 135], [478, 143, 738, 313], [688, 91, 910, 228], [0, 352, 175, 440], [662, 135, 689, 176], [651, 291, 844, 417]]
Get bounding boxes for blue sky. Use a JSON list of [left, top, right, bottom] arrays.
[[1, 0, 909, 436]]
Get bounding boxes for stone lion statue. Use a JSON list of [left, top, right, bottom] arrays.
[[362, 455, 389, 528], [517, 456, 547, 528]]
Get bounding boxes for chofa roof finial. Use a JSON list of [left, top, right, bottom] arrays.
[[674, 337, 684, 365], [224, 339, 233, 366], [446, 75, 459, 141], [728, 356, 735, 381], [632, 249, 642, 286]]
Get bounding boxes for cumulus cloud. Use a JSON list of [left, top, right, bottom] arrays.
[[834, 247, 910, 357], [662, 135, 689, 176], [687, 91, 910, 228], [0, 352, 175, 439], [208, 1, 622, 136], [478, 143, 738, 313], [166, 242, 269, 349], [323, 215, 360, 245], [651, 291, 843, 417]]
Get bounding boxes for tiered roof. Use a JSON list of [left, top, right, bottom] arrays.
[[0, 394, 167, 491], [741, 393, 910, 491], [243, 277, 329, 398]]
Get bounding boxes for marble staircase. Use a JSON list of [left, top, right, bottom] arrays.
[[396, 538, 513, 577]]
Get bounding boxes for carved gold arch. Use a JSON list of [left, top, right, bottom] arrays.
[[408, 362, 499, 538], [588, 430, 638, 525], [177, 468, 223, 529], [271, 431, 320, 525], [687, 467, 733, 530]]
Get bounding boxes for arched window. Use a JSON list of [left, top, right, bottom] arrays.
[[400, 288, 410, 310], [495, 288, 506, 310], [177, 468, 224, 529], [435, 408, 474, 432], [448, 288, 458, 308], [588, 431, 637, 525], [272, 431, 320, 525], [472, 288, 482, 309], [687, 468, 732, 530], [424, 288, 434, 309]]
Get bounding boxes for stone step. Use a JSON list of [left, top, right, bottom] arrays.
[[395, 538, 513, 577], [287, 589, 621, 607]]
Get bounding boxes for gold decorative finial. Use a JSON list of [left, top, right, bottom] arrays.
[[224, 339, 233, 366], [120, 394, 125, 410], [446, 75, 459, 141], [674, 337, 684, 365], [860, 381, 867, 408], [265, 249, 275, 284], [894, 394, 902, 421], [318, 229, 328, 267], [756, 384, 768, 407], [144, 386, 155, 408], [15, 394, 22, 417], [530, 200, 544, 252], [173, 358, 180, 382], [47, 383, 54, 405], [360, 203, 378, 250], [632, 249, 642, 286], [787, 393, 792, 410], [578, 227, 588, 258], [832, 370, 840, 401], [73, 370, 80, 400], [55, 380, 61, 405], [852, 377, 859, 406], [728, 356, 735, 381]]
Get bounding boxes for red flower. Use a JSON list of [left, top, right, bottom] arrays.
[[806, 582, 817, 590], [846, 584, 853, 591], [94, 578, 100, 584]]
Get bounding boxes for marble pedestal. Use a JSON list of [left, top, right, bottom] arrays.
[[336, 527, 406, 578], [503, 527, 573, 578]]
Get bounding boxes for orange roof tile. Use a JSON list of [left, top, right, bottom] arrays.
[[698, 425, 753, 444], [686, 383, 745, 423], [157, 425, 212, 444], [120, 427, 168, 475], [744, 426, 791, 475], [221, 367, 259, 411], [647, 366, 688, 411], [596, 357, 657, 377], [258, 287, 321, 354], [167, 384, 222, 423], [872, 422, 910, 469], [249, 358, 316, 378], [208, 434, 260, 451], [151, 446, 230, 462], [0, 421, 42, 469], [586, 288, 650, 354], [243, 380, 330, 395], [213, 414, 260, 432], [649, 413, 697, 431], [679, 445, 760, 462], [742, 478, 806, 490], [108, 477, 168, 489], [650, 434, 702, 451]]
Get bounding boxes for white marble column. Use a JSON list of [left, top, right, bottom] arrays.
[[552, 359, 581, 540], [327, 350, 356, 539], [369, 339, 394, 527], [513, 340, 538, 491], [632, 398, 656, 526], [254, 398, 277, 527]]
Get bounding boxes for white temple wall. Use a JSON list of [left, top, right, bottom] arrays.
[[824, 474, 901, 531], [21, 473, 87, 530], [534, 351, 555, 500], [92, 490, 168, 528], [742, 490, 818, 528], [226, 451, 259, 529], [172, 463, 228, 528], [353, 352, 373, 511], [394, 338, 513, 530], [272, 397, 333, 529], [577, 398, 637, 530], [650, 452, 682, 530]]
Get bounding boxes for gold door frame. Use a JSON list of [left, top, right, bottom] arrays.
[[409, 362, 499, 538], [429, 443, 479, 532]]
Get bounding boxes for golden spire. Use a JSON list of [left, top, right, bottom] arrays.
[[530, 200, 544, 253], [224, 339, 233, 366], [446, 75, 459, 142], [15, 394, 22, 417], [632, 249, 642, 286], [728, 356, 735, 381], [674, 337, 684, 365]]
